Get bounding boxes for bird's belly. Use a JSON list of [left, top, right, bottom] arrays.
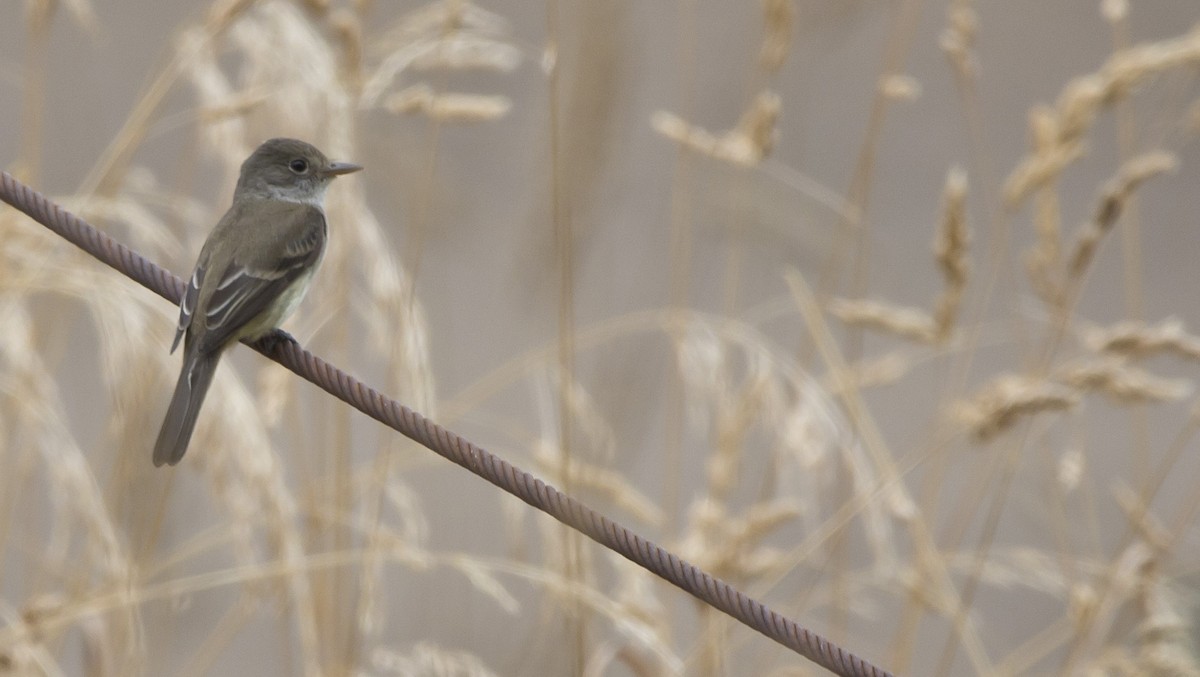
[[236, 267, 318, 341]]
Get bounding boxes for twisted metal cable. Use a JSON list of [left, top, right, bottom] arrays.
[[0, 170, 897, 677]]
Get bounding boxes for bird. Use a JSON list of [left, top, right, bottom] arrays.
[[152, 138, 362, 466]]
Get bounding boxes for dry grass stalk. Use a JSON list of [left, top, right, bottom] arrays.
[[704, 343, 789, 502], [1068, 540, 1155, 663], [955, 354, 1187, 440], [360, 1, 519, 108], [825, 352, 913, 393], [1026, 150, 1175, 307], [668, 307, 912, 593], [384, 84, 511, 122], [879, 74, 921, 102], [1058, 446, 1084, 493], [1086, 317, 1200, 361], [411, 34, 521, 72], [831, 168, 969, 345], [1114, 486, 1172, 553], [678, 499, 799, 581], [71, 167, 208, 255], [532, 446, 664, 527], [329, 8, 364, 81], [609, 554, 670, 641], [197, 91, 271, 124], [1023, 106, 1070, 304], [1133, 564, 1200, 677], [940, 0, 978, 80], [759, 0, 795, 72], [1065, 151, 1176, 282], [1004, 104, 1085, 209], [953, 375, 1078, 442], [932, 167, 969, 342], [652, 90, 781, 167], [1054, 357, 1191, 405], [955, 352, 1189, 444], [371, 641, 498, 676], [830, 297, 938, 344], [1005, 26, 1200, 209], [1101, 0, 1129, 24]]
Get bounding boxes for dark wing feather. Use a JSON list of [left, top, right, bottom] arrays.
[[171, 264, 205, 354]]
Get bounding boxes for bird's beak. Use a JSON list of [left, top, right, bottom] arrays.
[[324, 161, 363, 177]]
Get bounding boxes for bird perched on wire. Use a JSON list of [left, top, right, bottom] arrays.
[[153, 138, 362, 466]]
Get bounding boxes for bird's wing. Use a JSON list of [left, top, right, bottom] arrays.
[[171, 264, 205, 354], [195, 205, 327, 354]]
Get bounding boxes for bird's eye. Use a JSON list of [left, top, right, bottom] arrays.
[[288, 159, 309, 174]]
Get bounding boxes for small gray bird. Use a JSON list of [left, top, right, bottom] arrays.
[[153, 138, 362, 466]]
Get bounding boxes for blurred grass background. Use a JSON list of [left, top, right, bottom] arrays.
[[3, 0, 1200, 675]]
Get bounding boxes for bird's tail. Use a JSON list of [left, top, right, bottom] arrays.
[[153, 351, 220, 467]]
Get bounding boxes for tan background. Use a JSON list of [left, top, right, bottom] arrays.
[[2, 1, 1200, 675]]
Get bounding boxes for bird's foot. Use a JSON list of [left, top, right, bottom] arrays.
[[257, 329, 299, 354]]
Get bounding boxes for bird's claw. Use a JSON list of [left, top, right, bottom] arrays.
[[257, 329, 298, 353]]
